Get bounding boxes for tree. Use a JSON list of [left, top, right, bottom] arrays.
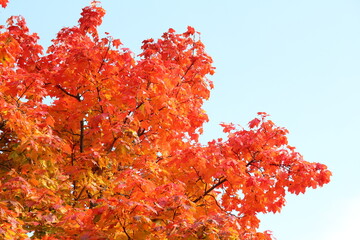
[[0, 1, 331, 239]]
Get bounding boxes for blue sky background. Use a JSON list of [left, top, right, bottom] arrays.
[[1, 1, 360, 239]]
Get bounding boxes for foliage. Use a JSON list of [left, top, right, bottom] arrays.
[[0, 0, 9, 8], [0, 1, 331, 239]]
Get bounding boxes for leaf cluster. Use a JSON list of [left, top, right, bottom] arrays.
[[0, 1, 331, 239]]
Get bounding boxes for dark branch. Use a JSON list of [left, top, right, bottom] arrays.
[[180, 60, 196, 80], [56, 84, 82, 101], [193, 178, 227, 203], [80, 120, 84, 153], [74, 185, 86, 201], [106, 137, 118, 153], [17, 79, 36, 103], [122, 226, 132, 240]]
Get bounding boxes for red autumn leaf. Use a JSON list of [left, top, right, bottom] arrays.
[[112, 38, 122, 48], [249, 117, 261, 128], [187, 26, 195, 35], [0, 0, 9, 8], [220, 122, 236, 133]]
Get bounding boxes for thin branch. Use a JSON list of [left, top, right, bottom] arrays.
[[79, 120, 85, 153], [173, 60, 197, 98], [17, 79, 36, 103], [98, 40, 112, 73], [74, 185, 86, 201], [180, 60, 196, 81], [123, 102, 144, 125], [246, 159, 256, 167], [137, 127, 146, 137], [106, 137, 118, 153], [193, 178, 227, 203], [122, 226, 132, 240], [56, 84, 82, 101], [96, 86, 104, 113], [208, 194, 225, 211]]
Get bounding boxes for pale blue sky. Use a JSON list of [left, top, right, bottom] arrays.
[[1, 1, 360, 239]]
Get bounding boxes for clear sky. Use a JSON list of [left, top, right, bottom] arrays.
[[1, 0, 360, 239]]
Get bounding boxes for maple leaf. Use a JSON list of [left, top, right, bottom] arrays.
[[112, 38, 122, 48], [0, 0, 9, 8], [220, 122, 236, 133], [248, 117, 261, 128]]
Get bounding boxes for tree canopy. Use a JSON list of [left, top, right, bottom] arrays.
[[0, 1, 331, 239]]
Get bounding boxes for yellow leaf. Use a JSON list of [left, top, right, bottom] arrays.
[[104, 93, 112, 100]]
